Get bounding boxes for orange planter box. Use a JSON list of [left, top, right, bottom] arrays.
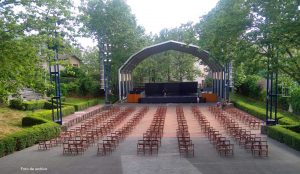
[[127, 94, 141, 103], [202, 93, 217, 102]]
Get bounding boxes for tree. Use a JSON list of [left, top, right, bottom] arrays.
[[0, 0, 75, 102], [245, 0, 300, 83], [195, 0, 300, 84], [132, 24, 202, 84], [80, 0, 149, 93]]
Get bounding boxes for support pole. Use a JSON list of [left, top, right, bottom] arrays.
[[227, 63, 230, 101], [266, 57, 270, 123], [275, 69, 278, 123], [218, 72, 221, 97], [270, 71, 273, 120], [222, 69, 225, 99], [216, 72, 219, 97], [118, 69, 122, 101], [212, 72, 215, 93]]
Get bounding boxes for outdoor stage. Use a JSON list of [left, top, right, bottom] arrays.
[[137, 82, 198, 104]]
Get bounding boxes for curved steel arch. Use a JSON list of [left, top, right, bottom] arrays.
[[120, 40, 223, 73], [118, 40, 226, 101]]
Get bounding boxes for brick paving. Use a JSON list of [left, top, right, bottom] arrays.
[[0, 103, 300, 174]]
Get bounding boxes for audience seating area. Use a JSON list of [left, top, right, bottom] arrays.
[[176, 106, 194, 157], [209, 106, 268, 157], [137, 106, 167, 155], [192, 106, 234, 156], [61, 107, 132, 155], [98, 106, 149, 155], [62, 107, 105, 128], [225, 108, 264, 129], [37, 104, 269, 158]]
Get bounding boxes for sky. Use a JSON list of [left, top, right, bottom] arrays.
[[126, 0, 219, 34], [77, 0, 219, 48]]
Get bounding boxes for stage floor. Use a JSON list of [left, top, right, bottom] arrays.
[[139, 95, 198, 103]]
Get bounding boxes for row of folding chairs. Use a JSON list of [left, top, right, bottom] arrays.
[[38, 107, 120, 151], [98, 106, 149, 155], [60, 107, 121, 142], [62, 107, 135, 155], [225, 107, 264, 129], [62, 107, 108, 128], [137, 106, 167, 155], [176, 106, 194, 157], [209, 106, 268, 157], [192, 106, 234, 156]]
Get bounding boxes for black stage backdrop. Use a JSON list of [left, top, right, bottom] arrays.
[[145, 82, 198, 96]]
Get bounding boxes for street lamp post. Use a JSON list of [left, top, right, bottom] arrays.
[[101, 42, 111, 105], [104, 56, 111, 104]]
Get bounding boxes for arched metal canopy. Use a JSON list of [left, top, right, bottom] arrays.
[[118, 40, 228, 101], [119, 40, 223, 73]]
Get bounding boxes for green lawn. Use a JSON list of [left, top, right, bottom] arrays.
[[0, 97, 104, 138], [64, 97, 91, 104], [230, 93, 300, 124], [65, 97, 104, 104], [0, 105, 26, 138]]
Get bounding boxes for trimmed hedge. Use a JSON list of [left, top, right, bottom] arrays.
[[267, 126, 300, 151], [22, 116, 48, 127], [43, 101, 58, 109], [9, 99, 24, 110], [9, 99, 46, 111], [231, 99, 267, 120], [231, 94, 299, 125], [284, 124, 300, 133], [22, 100, 46, 111], [0, 98, 100, 157], [278, 117, 298, 125], [27, 106, 75, 121], [0, 121, 60, 157], [63, 99, 101, 111]]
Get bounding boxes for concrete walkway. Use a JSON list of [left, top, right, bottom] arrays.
[[0, 104, 300, 174]]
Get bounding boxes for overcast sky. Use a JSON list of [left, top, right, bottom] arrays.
[[126, 0, 219, 34], [77, 0, 219, 48]]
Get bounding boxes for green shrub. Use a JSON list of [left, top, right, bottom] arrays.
[[27, 106, 75, 121], [284, 124, 300, 133], [43, 101, 59, 109], [278, 95, 289, 111], [0, 141, 4, 157], [63, 99, 101, 111], [278, 117, 298, 125], [258, 90, 267, 103], [231, 94, 299, 125], [22, 100, 46, 111], [231, 100, 266, 120], [9, 99, 46, 111], [61, 97, 66, 102], [289, 87, 300, 115], [73, 102, 89, 111], [0, 136, 16, 156], [12, 131, 31, 150], [267, 126, 300, 151], [22, 116, 47, 127], [0, 121, 60, 157], [237, 75, 262, 99], [9, 99, 24, 110]]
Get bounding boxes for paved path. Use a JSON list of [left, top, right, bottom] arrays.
[[0, 104, 300, 174]]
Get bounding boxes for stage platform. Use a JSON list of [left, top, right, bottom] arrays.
[[139, 95, 198, 103]]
